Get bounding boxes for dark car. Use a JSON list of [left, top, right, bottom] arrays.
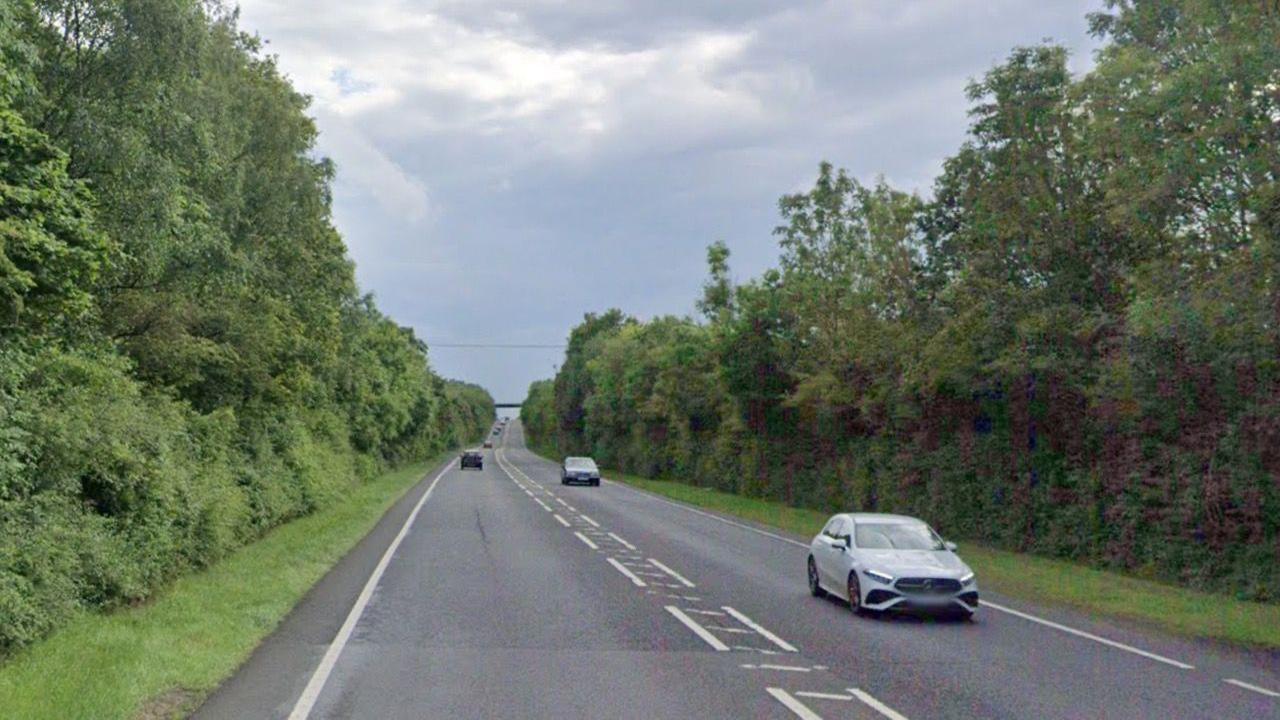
[[561, 456, 600, 486], [460, 451, 483, 470]]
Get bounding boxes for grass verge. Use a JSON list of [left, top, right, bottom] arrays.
[[607, 471, 1280, 649], [0, 454, 452, 720]]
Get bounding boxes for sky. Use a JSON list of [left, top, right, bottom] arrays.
[[234, 0, 1105, 404]]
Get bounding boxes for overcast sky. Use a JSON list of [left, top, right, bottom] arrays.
[[235, 0, 1104, 404]]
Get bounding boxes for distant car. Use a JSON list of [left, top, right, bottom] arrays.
[[560, 457, 600, 486], [807, 513, 977, 618], [483, 439, 493, 449], [460, 451, 483, 470]]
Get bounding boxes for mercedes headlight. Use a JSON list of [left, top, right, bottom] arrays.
[[863, 569, 894, 585]]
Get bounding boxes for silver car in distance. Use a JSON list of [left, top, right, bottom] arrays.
[[560, 456, 601, 486], [807, 513, 978, 618]]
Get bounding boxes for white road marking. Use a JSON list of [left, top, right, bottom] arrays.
[[734, 646, 781, 655], [983, 600, 1194, 670], [741, 663, 811, 672], [634, 571, 668, 578], [1224, 678, 1280, 698], [683, 609, 726, 617], [579, 513, 600, 528], [647, 558, 696, 588], [287, 462, 451, 720], [607, 557, 648, 587], [723, 606, 798, 653], [533, 498, 552, 512], [573, 531, 599, 550], [552, 513, 571, 527], [607, 532, 637, 550], [795, 691, 851, 701], [665, 605, 730, 651], [766, 688, 824, 720], [707, 626, 755, 634], [848, 688, 910, 720], [555, 497, 570, 507]]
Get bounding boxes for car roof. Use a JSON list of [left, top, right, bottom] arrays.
[[839, 512, 925, 525]]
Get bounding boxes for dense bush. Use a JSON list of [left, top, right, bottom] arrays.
[[0, 0, 492, 655], [525, 0, 1280, 602]]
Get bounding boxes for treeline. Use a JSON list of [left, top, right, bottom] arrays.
[[525, 0, 1280, 601], [0, 0, 491, 654]]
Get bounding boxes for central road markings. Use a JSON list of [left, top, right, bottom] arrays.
[[684, 608, 726, 617], [766, 688, 824, 720], [741, 663, 811, 672], [665, 606, 730, 651], [533, 498, 552, 512], [848, 688, 911, 720], [554, 497, 570, 507], [795, 691, 851, 701], [1224, 678, 1280, 698], [578, 513, 600, 528], [286, 462, 452, 720], [707, 626, 754, 634], [983, 600, 1194, 670], [647, 558, 696, 588], [553, 513, 571, 527], [723, 606, 798, 653], [606, 557, 648, 587], [607, 532, 636, 550], [573, 531, 599, 550]]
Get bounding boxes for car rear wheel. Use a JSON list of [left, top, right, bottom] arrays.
[[807, 556, 825, 598], [847, 572, 863, 615]]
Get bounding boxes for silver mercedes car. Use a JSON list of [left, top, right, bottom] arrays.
[[807, 512, 978, 617]]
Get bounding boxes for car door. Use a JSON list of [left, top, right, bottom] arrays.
[[816, 517, 850, 589]]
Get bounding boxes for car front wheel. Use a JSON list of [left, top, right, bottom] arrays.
[[847, 572, 863, 615], [808, 556, 825, 598]]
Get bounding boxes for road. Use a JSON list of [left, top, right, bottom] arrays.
[[195, 420, 1279, 719]]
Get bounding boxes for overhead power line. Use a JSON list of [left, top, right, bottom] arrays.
[[428, 342, 566, 349]]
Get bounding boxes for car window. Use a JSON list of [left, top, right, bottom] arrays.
[[854, 523, 944, 550], [821, 517, 840, 537], [829, 517, 850, 540]]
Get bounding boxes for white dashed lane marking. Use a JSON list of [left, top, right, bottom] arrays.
[[552, 514, 571, 527], [1224, 678, 1280, 698], [606, 557, 648, 587], [766, 688, 824, 720], [573, 531, 599, 550], [723, 606, 798, 653], [647, 558, 696, 588]]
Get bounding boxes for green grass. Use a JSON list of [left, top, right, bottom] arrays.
[[609, 472, 1280, 649], [0, 455, 452, 720]]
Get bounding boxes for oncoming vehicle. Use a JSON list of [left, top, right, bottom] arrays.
[[483, 439, 493, 449], [460, 451, 483, 470], [807, 513, 978, 618], [560, 457, 600, 486]]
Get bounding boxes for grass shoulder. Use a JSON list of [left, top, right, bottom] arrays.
[[0, 452, 457, 720], [599, 470, 1280, 649]]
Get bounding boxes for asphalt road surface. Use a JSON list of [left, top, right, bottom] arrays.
[[195, 420, 1279, 720]]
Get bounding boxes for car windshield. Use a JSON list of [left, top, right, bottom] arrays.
[[855, 523, 944, 551], [565, 457, 596, 470]]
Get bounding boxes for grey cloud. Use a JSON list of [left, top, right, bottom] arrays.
[[237, 0, 1105, 403]]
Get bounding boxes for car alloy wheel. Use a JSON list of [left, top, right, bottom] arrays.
[[847, 572, 863, 615], [808, 556, 825, 598]]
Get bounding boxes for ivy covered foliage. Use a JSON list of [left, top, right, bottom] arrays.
[[525, 0, 1280, 602], [0, 1, 492, 654]]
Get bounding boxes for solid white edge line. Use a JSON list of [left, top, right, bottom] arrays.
[[648, 558, 697, 588], [574, 531, 599, 550], [723, 605, 798, 653], [1224, 678, 1280, 698], [766, 687, 824, 720], [848, 688, 910, 720], [553, 513, 571, 527], [982, 600, 1194, 670], [665, 605, 730, 651], [607, 532, 636, 550], [607, 557, 648, 587], [286, 461, 451, 720], [601, 478, 807, 548], [579, 513, 600, 528]]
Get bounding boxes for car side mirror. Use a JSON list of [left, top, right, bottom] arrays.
[[838, 535, 851, 551], [944, 541, 958, 552]]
